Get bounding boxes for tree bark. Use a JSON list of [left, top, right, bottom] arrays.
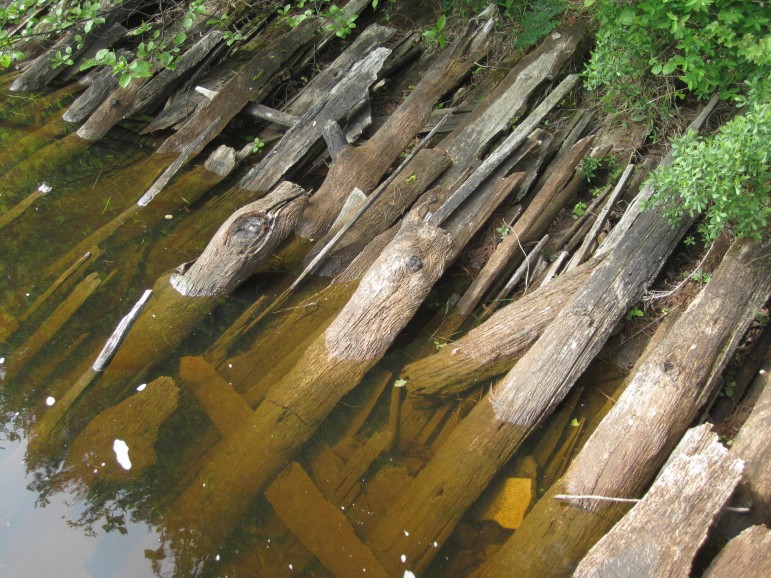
[[405, 261, 595, 399], [703, 525, 771, 578]]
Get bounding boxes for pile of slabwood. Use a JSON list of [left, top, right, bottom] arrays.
[[1, 2, 769, 576]]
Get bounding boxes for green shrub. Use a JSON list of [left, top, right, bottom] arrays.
[[583, 0, 771, 123], [645, 89, 770, 242]]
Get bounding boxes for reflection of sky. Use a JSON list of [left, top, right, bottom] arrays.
[[0, 437, 170, 577]]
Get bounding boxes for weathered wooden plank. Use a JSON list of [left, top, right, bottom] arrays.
[[572, 425, 744, 578]]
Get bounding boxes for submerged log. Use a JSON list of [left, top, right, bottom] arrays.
[[63, 375, 180, 482], [476, 235, 770, 577], [573, 425, 744, 578], [365, 107, 718, 574], [296, 5, 497, 239], [169, 214, 452, 551], [265, 462, 390, 578]]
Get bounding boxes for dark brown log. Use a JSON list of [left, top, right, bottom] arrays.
[[296, 6, 497, 239], [168, 214, 452, 552], [366, 104, 721, 575], [572, 425, 743, 578], [703, 525, 771, 578], [476, 235, 770, 578], [171, 182, 307, 296], [405, 261, 594, 399]]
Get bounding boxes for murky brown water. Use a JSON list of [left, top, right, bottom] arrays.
[[0, 76, 628, 577]]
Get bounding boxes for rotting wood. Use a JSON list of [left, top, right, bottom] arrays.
[[265, 462, 390, 578], [438, 23, 587, 169], [476, 235, 770, 578], [366, 101, 720, 576], [92, 289, 152, 371], [235, 47, 392, 196], [572, 425, 744, 578], [296, 5, 497, 239], [405, 261, 595, 399], [171, 182, 307, 296], [453, 133, 595, 318], [334, 430, 394, 506], [565, 162, 635, 271], [703, 525, 771, 578], [129, 17, 318, 201], [168, 214, 452, 553], [9, 0, 142, 92], [0, 182, 52, 232], [487, 233, 550, 312], [428, 74, 579, 226], [530, 108, 592, 194]]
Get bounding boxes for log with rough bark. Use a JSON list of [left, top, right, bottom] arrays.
[[703, 525, 771, 578], [475, 235, 770, 578], [405, 261, 595, 399], [168, 214, 453, 552], [364, 103, 721, 576], [170, 182, 307, 296], [296, 5, 497, 239], [572, 425, 744, 578]]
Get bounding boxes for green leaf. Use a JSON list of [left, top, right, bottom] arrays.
[[118, 72, 132, 89], [619, 7, 636, 26], [173, 31, 186, 46]]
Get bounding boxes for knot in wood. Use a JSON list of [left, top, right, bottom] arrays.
[[233, 213, 269, 243], [109, 98, 120, 107], [406, 255, 423, 273]]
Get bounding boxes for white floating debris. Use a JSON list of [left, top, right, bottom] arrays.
[[45, 396, 56, 406], [164, 214, 173, 220], [404, 530, 410, 537], [38, 182, 52, 194], [113, 439, 132, 470], [289, 563, 293, 570], [215, 555, 220, 562], [404, 572, 416, 578], [136, 383, 147, 392], [433, 541, 438, 548], [0, 357, 5, 364], [400, 554, 407, 563]]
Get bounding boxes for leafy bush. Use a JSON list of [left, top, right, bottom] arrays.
[[645, 90, 770, 242], [583, 0, 771, 122]]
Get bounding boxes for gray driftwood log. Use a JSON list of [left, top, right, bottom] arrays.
[[572, 425, 744, 578]]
